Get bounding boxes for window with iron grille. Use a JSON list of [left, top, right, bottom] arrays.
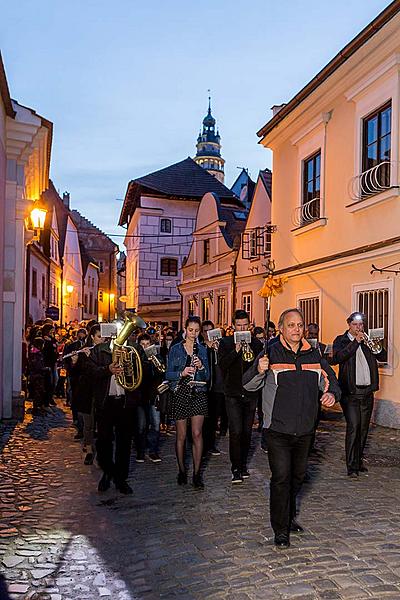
[[160, 218, 172, 233], [356, 286, 389, 363], [298, 296, 320, 327], [217, 295, 226, 325], [362, 102, 391, 189], [242, 293, 252, 320], [202, 297, 210, 321], [302, 151, 321, 221], [160, 258, 178, 276]]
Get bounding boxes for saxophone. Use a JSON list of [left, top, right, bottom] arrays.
[[112, 311, 146, 391]]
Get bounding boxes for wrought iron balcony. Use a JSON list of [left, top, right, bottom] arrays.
[[349, 161, 398, 201], [292, 197, 321, 227]]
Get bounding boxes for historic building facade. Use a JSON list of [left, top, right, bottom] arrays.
[[258, 2, 400, 427], [1, 53, 52, 418], [119, 157, 238, 327], [72, 210, 118, 322]]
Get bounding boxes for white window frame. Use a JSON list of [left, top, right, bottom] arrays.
[[292, 124, 326, 220], [217, 294, 226, 326], [201, 296, 210, 321], [296, 290, 322, 334], [160, 218, 172, 234], [345, 55, 400, 189], [242, 292, 252, 321], [352, 279, 394, 375]]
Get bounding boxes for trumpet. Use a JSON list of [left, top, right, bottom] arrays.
[[234, 331, 255, 363], [144, 344, 166, 373], [362, 331, 383, 355]]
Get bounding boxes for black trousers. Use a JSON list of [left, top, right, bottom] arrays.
[[225, 395, 257, 472], [340, 390, 374, 474], [96, 395, 135, 484], [203, 391, 225, 453], [266, 429, 313, 536]]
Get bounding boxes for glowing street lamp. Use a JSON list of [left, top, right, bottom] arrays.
[[28, 202, 47, 241], [66, 284, 74, 294]]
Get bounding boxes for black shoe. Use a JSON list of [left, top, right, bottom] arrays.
[[219, 430, 227, 437], [359, 464, 368, 473], [177, 471, 188, 485], [193, 472, 204, 489], [149, 453, 162, 463], [290, 520, 304, 533], [210, 447, 221, 456], [84, 453, 94, 465], [136, 453, 145, 463], [74, 432, 83, 440], [98, 473, 111, 492], [231, 470, 243, 484], [261, 446, 268, 454], [348, 471, 359, 478], [241, 467, 250, 479], [115, 481, 133, 494], [274, 533, 290, 548]]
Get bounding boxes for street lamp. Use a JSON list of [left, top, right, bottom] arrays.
[[27, 202, 47, 242], [66, 284, 74, 294]]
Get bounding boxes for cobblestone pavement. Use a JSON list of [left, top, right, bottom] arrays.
[[1, 401, 400, 600]]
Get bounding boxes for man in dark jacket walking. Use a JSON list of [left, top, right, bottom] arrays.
[[243, 308, 340, 548], [333, 312, 386, 478], [85, 340, 144, 494], [218, 310, 263, 483]]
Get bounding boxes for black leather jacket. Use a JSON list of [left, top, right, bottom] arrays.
[[217, 336, 263, 398]]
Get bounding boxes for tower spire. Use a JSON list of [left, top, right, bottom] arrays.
[[193, 95, 225, 183]]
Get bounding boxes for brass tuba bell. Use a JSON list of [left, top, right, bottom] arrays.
[[112, 310, 146, 391]]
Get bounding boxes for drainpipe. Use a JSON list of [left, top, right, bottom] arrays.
[[25, 245, 31, 325], [322, 111, 332, 218], [230, 252, 238, 322]]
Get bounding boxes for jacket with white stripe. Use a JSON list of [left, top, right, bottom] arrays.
[[242, 336, 341, 436]]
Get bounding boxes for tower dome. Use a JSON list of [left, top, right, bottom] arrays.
[[193, 97, 225, 183]]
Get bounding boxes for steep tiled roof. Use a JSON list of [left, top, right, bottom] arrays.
[[71, 210, 117, 253], [259, 168, 272, 199], [119, 157, 242, 225]]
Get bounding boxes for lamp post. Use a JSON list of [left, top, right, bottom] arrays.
[[25, 201, 48, 324]]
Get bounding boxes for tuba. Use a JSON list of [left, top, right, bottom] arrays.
[[113, 310, 146, 391]]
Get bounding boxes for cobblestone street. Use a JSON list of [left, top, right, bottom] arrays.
[[1, 401, 400, 600]]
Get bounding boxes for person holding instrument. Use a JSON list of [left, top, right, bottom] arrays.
[[166, 316, 209, 488], [333, 312, 386, 478], [218, 309, 263, 484]]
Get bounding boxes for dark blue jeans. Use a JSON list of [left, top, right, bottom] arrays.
[[265, 429, 313, 536], [135, 404, 160, 454]]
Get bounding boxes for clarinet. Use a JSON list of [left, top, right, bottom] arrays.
[[190, 339, 199, 384]]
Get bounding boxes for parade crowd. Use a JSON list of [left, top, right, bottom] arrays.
[[23, 307, 386, 548]]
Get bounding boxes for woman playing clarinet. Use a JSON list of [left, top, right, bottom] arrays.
[[166, 316, 209, 488]]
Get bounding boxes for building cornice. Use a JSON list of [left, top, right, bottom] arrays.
[[257, 1, 400, 142]]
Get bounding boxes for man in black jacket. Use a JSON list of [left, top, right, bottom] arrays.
[[85, 339, 144, 494], [243, 308, 340, 548], [333, 312, 386, 478], [218, 310, 263, 483]]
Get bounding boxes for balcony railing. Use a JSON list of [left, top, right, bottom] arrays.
[[349, 161, 398, 201], [292, 197, 321, 227]]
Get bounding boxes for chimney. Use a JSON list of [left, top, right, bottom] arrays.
[[62, 191, 70, 209], [271, 103, 287, 117]]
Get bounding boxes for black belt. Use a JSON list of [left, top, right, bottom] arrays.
[[109, 394, 125, 400], [356, 385, 369, 389]]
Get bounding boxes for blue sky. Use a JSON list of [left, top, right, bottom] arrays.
[[1, 0, 390, 246]]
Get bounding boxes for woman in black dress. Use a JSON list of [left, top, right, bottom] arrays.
[[166, 317, 209, 488]]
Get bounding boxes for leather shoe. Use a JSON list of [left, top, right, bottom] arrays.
[[348, 471, 359, 478], [274, 533, 290, 548], [98, 473, 111, 492], [359, 464, 368, 473], [115, 481, 133, 494], [290, 520, 304, 533]]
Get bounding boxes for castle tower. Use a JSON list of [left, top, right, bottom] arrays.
[[194, 97, 225, 183]]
